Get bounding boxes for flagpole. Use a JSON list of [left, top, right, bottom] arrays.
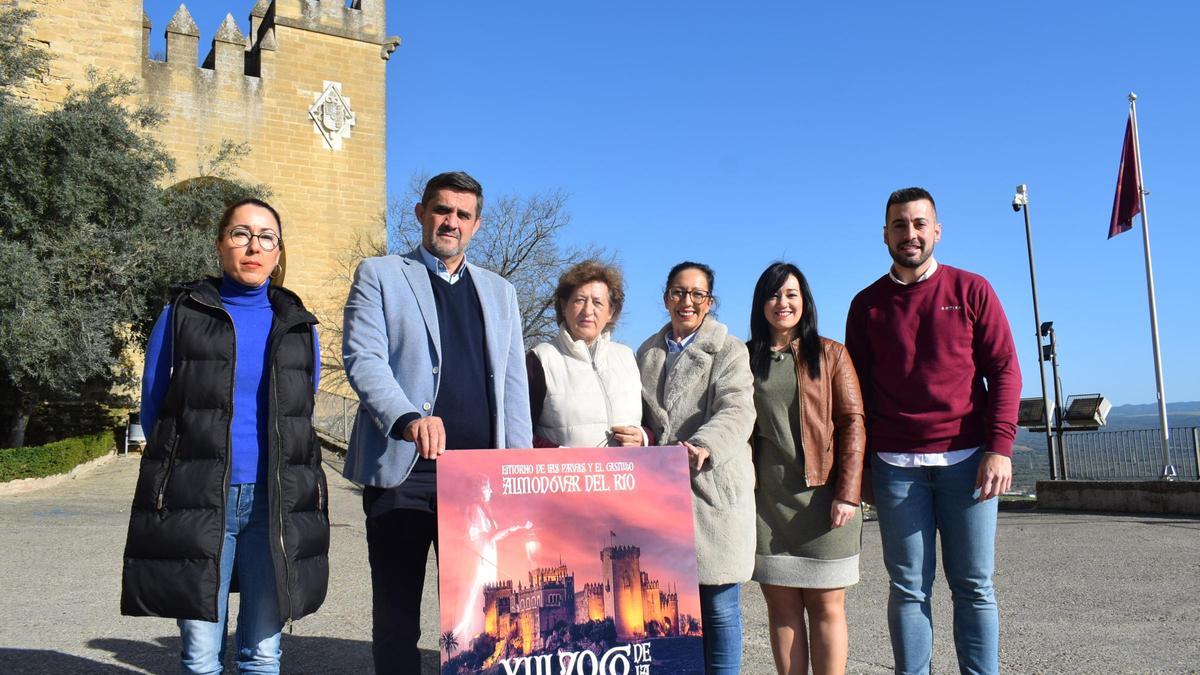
[[1127, 92, 1175, 479]]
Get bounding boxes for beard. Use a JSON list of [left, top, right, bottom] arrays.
[[889, 241, 934, 269], [425, 229, 464, 259]]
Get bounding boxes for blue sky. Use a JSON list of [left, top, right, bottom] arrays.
[[146, 1, 1199, 406]]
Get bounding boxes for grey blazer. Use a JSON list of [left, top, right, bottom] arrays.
[[341, 249, 533, 487]]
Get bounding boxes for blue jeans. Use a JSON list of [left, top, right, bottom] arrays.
[[179, 483, 283, 674], [699, 583, 742, 675], [872, 452, 999, 675]]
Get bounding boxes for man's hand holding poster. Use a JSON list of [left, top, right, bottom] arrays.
[[437, 446, 705, 675]]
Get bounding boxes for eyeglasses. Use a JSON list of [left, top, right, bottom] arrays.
[[666, 287, 712, 303], [225, 227, 281, 251]]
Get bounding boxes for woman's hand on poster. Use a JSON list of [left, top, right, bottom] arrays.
[[830, 499, 857, 528], [680, 441, 711, 471], [610, 425, 643, 447]]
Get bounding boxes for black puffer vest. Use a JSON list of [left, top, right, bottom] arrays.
[[121, 278, 329, 622]]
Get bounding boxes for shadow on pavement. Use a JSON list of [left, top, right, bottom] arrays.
[[78, 636, 439, 674], [0, 649, 140, 674]]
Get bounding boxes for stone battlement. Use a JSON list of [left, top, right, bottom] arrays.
[[143, 2, 398, 84], [484, 580, 515, 593], [601, 544, 641, 559], [527, 564, 570, 586]]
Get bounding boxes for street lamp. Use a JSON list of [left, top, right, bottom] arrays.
[[1013, 184, 1059, 479]]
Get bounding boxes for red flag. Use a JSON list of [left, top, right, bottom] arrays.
[[1109, 114, 1141, 238]]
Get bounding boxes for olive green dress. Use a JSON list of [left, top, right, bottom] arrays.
[[751, 350, 861, 588]]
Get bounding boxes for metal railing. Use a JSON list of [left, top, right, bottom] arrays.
[[311, 391, 1200, 483], [314, 389, 358, 446], [1061, 426, 1200, 480]]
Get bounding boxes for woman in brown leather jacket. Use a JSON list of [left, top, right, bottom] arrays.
[[747, 262, 866, 675]]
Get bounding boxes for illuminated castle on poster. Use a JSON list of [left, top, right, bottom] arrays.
[[481, 543, 691, 654]]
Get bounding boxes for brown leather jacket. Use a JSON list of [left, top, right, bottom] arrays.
[[787, 337, 867, 504]]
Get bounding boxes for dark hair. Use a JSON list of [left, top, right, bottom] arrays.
[[748, 262, 820, 380], [664, 261, 716, 300], [884, 187, 936, 222], [553, 260, 626, 328], [421, 171, 484, 217], [216, 197, 281, 240]]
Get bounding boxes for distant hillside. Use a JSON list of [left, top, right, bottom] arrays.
[[1103, 401, 1200, 429], [1109, 401, 1200, 416]]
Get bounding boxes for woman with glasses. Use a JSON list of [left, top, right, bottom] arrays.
[[526, 260, 646, 448], [636, 261, 756, 675], [747, 262, 865, 675], [121, 198, 328, 674]]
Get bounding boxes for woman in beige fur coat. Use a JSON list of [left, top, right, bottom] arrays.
[[637, 261, 756, 675]]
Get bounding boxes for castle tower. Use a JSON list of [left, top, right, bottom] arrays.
[[640, 570, 664, 630], [482, 580, 514, 637], [601, 545, 645, 641], [575, 582, 606, 623], [22, 1, 399, 329], [663, 582, 680, 637]]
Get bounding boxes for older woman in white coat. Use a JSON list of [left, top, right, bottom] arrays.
[[526, 260, 646, 448], [636, 261, 756, 675]]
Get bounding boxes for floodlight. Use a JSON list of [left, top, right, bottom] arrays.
[[1017, 397, 1049, 431], [1062, 394, 1111, 429], [1012, 184, 1028, 212]]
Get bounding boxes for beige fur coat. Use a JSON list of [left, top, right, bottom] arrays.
[[637, 317, 756, 585]]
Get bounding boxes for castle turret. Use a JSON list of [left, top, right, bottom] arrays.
[[271, 0, 385, 41], [483, 580, 514, 636], [663, 582, 680, 636], [575, 582, 606, 623], [204, 14, 247, 76], [640, 571, 664, 630], [164, 5, 200, 69], [601, 545, 645, 641], [142, 11, 152, 60]]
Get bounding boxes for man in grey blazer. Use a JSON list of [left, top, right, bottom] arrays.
[[342, 171, 532, 673]]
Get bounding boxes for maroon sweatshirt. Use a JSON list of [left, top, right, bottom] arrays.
[[844, 264, 1021, 457]]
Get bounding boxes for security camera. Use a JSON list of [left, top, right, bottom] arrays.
[[1012, 184, 1028, 212]]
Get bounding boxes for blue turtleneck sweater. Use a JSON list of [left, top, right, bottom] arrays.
[[140, 276, 320, 485]]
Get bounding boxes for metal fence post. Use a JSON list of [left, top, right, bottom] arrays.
[[1192, 427, 1199, 480], [1060, 433, 1070, 479]]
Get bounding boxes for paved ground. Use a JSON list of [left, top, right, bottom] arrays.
[[1, 453, 1198, 674]]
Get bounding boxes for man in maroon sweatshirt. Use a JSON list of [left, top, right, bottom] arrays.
[[844, 187, 1020, 675]]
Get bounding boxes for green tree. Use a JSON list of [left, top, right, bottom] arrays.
[[0, 8, 264, 447], [0, 6, 49, 101]]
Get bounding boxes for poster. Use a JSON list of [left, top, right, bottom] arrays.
[[436, 445, 705, 675]]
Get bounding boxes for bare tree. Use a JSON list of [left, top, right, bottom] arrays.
[[318, 173, 608, 389]]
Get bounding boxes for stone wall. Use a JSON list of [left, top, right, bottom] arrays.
[[1036, 480, 1200, 515], [20, 0, 397, 321]]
